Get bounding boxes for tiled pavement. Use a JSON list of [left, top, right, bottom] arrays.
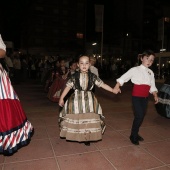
[[1, 79, 170, 170]]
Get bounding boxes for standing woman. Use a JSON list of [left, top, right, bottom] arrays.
[[48, 59, 69, 102], [0, 35, 34, 155]]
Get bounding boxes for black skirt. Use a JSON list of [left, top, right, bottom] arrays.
[[155, 81, 170, 118]]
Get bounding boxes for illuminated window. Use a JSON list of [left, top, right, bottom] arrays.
[[76, 33, 83, 39]]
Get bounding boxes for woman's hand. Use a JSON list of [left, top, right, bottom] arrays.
[[0, 49, 6, 58], [59, 98, 64, 107]]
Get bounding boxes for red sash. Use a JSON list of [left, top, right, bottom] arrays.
[[132, 84, 150, 97]]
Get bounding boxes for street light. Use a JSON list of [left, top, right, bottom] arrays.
[[92, 42, 97, 46], [92, 42, 97, 55]]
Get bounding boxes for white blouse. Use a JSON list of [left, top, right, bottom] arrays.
[[0, 35, 6, 51], [116, 64, 158, 93]]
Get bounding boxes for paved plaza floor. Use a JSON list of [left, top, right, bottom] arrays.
[[0, 79, 170, 170]]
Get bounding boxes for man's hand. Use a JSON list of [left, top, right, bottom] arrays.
[[153, 92, 159, 104], [112, 87, 121, 94]]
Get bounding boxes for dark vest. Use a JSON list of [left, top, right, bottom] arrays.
[[70, 71, 97, 91]]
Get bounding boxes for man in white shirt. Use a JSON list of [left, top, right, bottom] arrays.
[[90, 56, 99, 93], [90, 56, 99, 77], [114, 50, 158, 145]]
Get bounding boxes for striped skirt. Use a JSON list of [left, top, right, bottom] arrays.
[[0, 99, 34, 155], [0, 65, 34, 155], [59, 90, 106, 142]]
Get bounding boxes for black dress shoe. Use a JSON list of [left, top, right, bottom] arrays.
[[84, 142, 90, 146], [137, 135, 144, 141], [129, 136, 139, 145]]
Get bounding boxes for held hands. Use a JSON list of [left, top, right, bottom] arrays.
[[112, 82, 121, 94], [112, 87, 121, 94]]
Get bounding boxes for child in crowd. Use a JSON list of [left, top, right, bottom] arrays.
[[113, 50, 158, 145], [59, 55, 119, 146]]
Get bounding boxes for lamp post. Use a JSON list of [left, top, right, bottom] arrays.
[[92, 42, 97, 55]]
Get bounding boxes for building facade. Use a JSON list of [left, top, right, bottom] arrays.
[[21, 0, 86, 57]]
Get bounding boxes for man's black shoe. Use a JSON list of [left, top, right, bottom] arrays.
[[137, 135, 144, 141], [84, 142, 90, 146], [129, 136, 139, 145]]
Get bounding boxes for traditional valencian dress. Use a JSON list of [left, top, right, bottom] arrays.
[[0, 34, 33, 155], [0, 63, 34, 155], [59, 71, 106, 142]]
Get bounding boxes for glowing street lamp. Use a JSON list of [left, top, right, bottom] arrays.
[[92, 42, 97, 46]]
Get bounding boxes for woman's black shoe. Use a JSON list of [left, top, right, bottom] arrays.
[[137, 135, 144, 141], [84, 142, 90, 146], [130, 136, 139, 145]]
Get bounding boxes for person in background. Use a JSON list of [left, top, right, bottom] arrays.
[[20, 56, 28, 82], [0, 34, 34, 155], [59, 55, 119, 146], [113, 50, 158, 145], [47, 58, 69, 102], [90, 56, 99, 77], [5, 54, 13, 77], [58, 60, 77, 112], [13, 53, 21, 84], [90, 56, 99, 93]]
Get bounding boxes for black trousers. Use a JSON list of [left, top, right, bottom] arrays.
[[131, 96, 148, 139]]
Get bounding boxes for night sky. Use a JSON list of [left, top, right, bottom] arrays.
[[1, 0, 30, 48], [1, 0, 115, 48], [1, 0, 170, 48]]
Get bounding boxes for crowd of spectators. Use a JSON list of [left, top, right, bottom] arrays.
[[4, 52, 170, 86]]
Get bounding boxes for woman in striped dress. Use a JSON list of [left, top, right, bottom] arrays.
[[0, 35, 34, 155], [59, 55, 119, 146]]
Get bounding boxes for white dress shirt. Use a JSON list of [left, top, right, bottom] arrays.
[[116, 64, 158, 94], [90, 66, 99, 77]]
